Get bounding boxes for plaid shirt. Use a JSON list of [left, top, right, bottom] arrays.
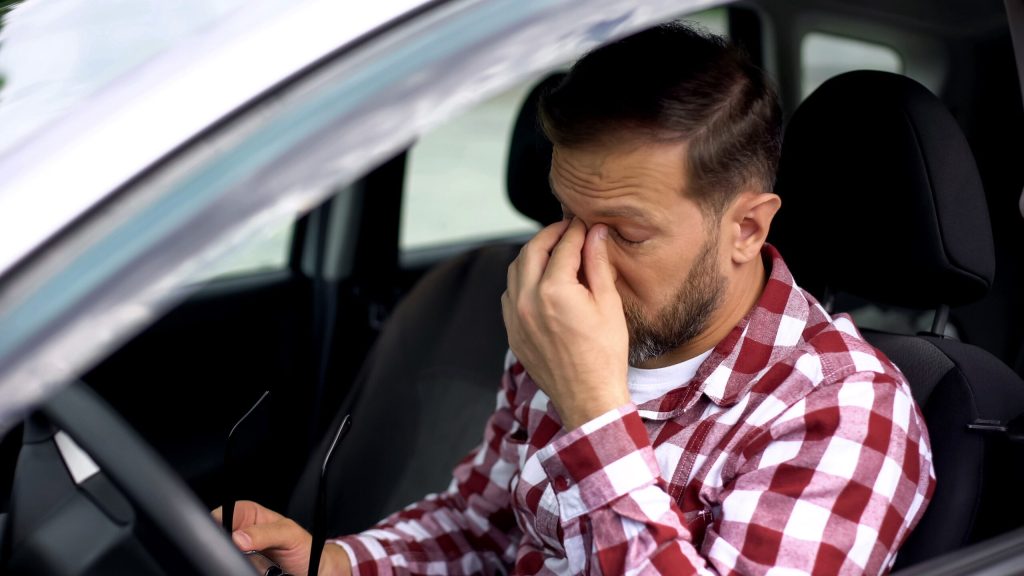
[[334, 246, 935, 575]]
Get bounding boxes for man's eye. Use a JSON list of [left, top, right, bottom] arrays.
[[613, 229, 644, 246]]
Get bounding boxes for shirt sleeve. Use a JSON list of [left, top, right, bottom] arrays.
[[330, 364, 523, 575], [535, 370, 934, 576]]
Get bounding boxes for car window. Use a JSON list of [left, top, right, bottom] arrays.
[[0, 0, 715, 430], [400, 82, 540, 252], [187, 220, 294, 282], [400, 7, 729, 254], [801, 32, 903, 99]]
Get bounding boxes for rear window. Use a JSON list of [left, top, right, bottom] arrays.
[[801, 32, 903, 99]]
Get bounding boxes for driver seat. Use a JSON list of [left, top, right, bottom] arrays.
[[287, 75, 564, 535], [291, 70, 1024, 571]]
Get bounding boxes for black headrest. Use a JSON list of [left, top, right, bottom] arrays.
[[506, 73, 565, 226], [770, 71, 994, 309]]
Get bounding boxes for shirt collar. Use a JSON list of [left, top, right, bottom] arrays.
[[637, 244, 819, 420]]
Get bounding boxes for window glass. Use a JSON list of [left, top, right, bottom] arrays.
[[802, 32, 903, 99], [682, 6, 727, 37], [400, 7, 730, 253], [401, 82, 538, 251], [188, 220, 293, 282]]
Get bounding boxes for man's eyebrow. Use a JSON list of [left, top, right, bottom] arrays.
[[548, 174, 653, 223]]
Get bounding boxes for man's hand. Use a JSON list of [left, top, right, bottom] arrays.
[[502, 218, 631, 430], [211, 500, 350, 576]]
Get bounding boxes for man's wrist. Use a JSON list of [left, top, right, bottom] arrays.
[[319, 542, 352, 576], [556, 391, 631, 431], [538, 406, 660, 520]]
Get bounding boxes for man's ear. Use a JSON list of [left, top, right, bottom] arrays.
[[725, 191, 781, 265]]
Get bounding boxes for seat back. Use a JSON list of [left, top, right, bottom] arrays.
[[289, 244, 519, 533], [771, 70, 1024, 567], [288, 75, 563, 534]]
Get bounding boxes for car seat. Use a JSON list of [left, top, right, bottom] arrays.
[[287, 75, 564, 535], [292, 69, 1024, 570], [769, 70, 1024, 568]]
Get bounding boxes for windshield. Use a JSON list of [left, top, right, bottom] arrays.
[[0, 0, 278, 156]]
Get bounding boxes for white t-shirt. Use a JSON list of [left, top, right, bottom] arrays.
[[628, 349, 714, 405]]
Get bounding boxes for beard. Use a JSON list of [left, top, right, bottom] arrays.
[[622, 233, 726, 366]]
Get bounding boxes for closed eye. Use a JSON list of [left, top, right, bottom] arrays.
[[613, 229, 645, 246]]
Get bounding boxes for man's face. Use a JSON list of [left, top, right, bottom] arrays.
[[549, 139, 727, 367]]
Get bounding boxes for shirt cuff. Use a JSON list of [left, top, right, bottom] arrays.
[[329, 536, 392, 576], [537, 404, 660, 521]]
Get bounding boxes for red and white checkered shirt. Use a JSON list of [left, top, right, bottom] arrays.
[[333, 245, 935, 575]]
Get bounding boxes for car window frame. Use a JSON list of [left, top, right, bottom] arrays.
[[0, 0, 722, 433]]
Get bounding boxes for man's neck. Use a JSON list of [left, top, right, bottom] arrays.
[[639, 255, 768, 369]]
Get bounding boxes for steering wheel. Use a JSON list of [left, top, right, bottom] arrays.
[[6, 383, 256, 576]]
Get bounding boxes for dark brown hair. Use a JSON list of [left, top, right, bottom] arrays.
[[538, 22, 782, 215]]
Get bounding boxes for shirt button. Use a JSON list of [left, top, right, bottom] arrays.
[[554, 476, 570, 491]]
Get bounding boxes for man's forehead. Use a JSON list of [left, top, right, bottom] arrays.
[[548, 145, 688, 220], [551, 141, 686, 185], [548, 173, 659, 225]]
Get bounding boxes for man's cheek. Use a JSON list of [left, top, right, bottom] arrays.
[[608, 257, 636, 298]]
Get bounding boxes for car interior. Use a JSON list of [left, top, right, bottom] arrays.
[[2, 0, 1024, 573]]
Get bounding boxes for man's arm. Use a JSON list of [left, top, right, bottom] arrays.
[[331, 363, 523, 575], [703, 371, 934, 574], [217, 359, 525, 576], [533, 371, 933, 575]]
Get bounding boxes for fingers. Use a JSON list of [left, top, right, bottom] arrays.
[[583, 224, 619, 299], [516, 219, 571, 289], [212, 500, 283, 532], [506, 253, 519, 303], [506, 219, 569, 308], [232, 518, 310, 553], [505, 218, 613, 325], [501, 289, 514, 348], [543, 218, 586, 283]]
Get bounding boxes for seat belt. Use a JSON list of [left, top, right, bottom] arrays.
[[308, 153, 406, 444]]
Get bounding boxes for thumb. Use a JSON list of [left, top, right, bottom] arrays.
[[583, 224, 618, 297], [233, 519, 310, 554]]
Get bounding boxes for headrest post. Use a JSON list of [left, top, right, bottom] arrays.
[[930, 304, 950, 337]]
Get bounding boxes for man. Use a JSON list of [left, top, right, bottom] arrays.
[[217, 23, 934, 575]]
